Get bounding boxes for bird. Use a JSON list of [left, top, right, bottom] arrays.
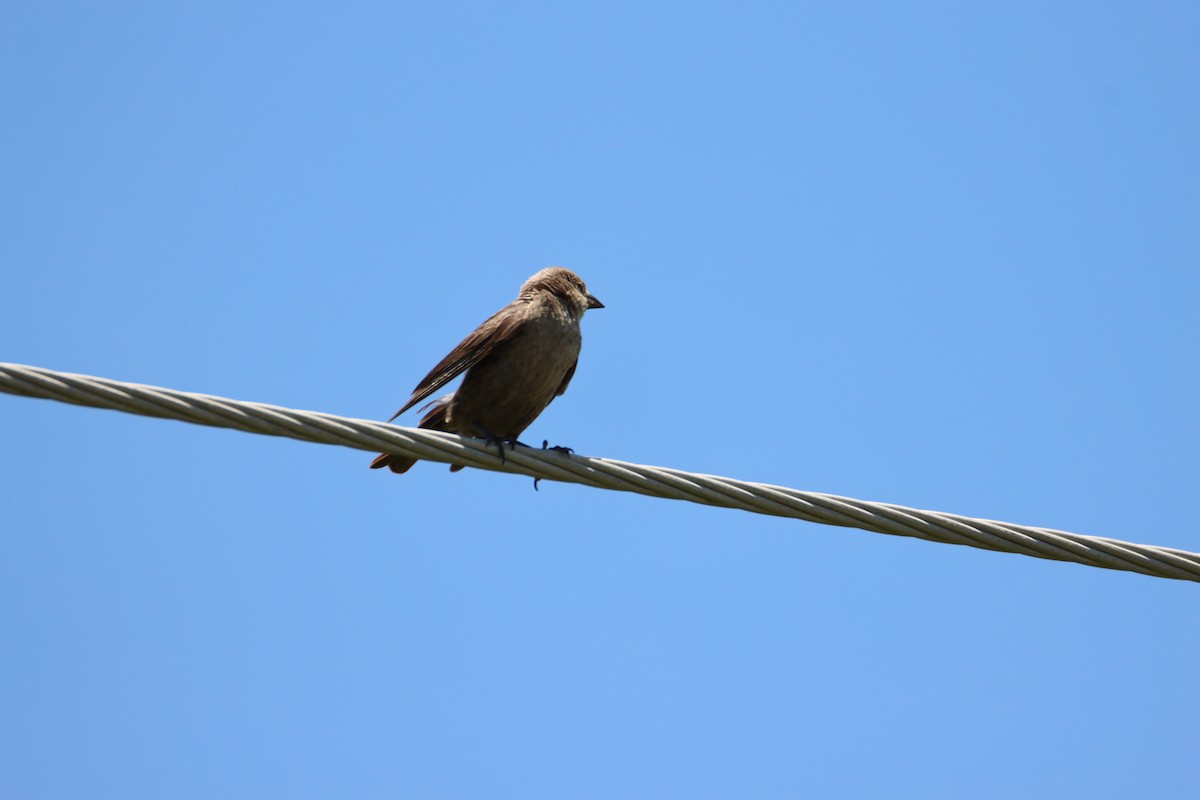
[[370, 266, 603, 474]]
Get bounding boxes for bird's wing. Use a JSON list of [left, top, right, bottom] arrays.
[[388, 303, 526, 421], [554, 359, 578, 397]]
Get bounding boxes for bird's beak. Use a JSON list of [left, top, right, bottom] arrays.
[[586, 293, 604, 310]]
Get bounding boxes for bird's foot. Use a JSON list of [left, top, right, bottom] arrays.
[[533, 441, 575, 491], [497, 437, 530, 464], [475, 426, 529, 465], [541, 440, 574, 456]]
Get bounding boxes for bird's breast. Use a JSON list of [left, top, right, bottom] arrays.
[[450, 313, 582, 439]]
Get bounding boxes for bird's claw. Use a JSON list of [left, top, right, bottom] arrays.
[[477, 428, 529, 465], [533, 441, 574, 491], [483, 434, 508, 464]]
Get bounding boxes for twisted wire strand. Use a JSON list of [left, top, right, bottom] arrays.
[[2, 361, 1196, 583]]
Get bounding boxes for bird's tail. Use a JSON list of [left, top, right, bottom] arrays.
[[368, 451, 419, 473], [369, 396, 462, 473]]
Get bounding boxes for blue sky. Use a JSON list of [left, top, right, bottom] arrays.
[[3, 2, 1197, 797]]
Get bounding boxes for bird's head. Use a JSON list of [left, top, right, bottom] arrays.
[[521, 266, 604, 317]]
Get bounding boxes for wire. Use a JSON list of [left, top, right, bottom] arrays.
[[2, 361, 1197, 583]]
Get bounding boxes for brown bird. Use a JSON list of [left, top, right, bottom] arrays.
[[370, 266, 603, 474]]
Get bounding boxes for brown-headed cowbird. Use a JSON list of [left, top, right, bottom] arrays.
[[370, 266, 603, 473]]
